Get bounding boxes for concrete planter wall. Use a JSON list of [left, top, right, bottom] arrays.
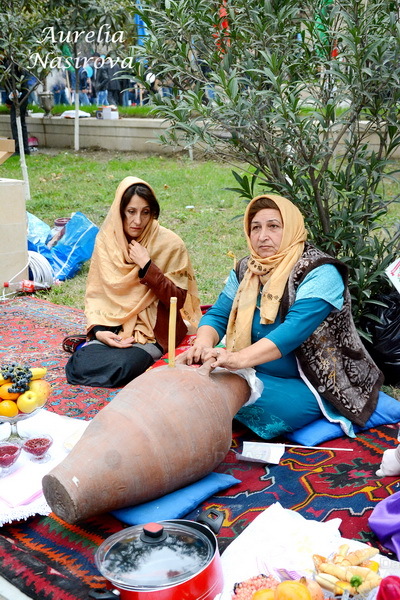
[[0, 114, 184, 154], [0, 114, 398, 158]]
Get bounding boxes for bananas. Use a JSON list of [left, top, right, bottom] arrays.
[[0, 364, 48, 392], [30, 367, 47, 380]]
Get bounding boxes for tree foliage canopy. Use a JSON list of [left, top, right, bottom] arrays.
[[133, 0, 400, 332]]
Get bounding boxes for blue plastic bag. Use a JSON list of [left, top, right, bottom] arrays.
[[27, 211, 52, 246], [50, 212, 99, 280], [28, 212, 99, 280]]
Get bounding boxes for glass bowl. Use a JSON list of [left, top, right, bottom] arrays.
[[0, 406, 44, 442], [0, 440, 22, 477], [22, 434, 53, 463]]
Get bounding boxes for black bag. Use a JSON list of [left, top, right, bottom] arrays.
[[364, 290, 400, 386]]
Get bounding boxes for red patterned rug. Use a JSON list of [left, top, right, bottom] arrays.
[[0, 296, 399, 600]]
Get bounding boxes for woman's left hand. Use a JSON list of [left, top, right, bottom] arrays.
[[209, 348, 242, 371], [128, 240, 150, 268]]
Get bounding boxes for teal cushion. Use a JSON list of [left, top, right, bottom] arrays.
[[287, 391, 400, 446], [111, 472, 241, 525]]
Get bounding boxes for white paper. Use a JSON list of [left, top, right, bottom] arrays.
[[238, 441, 285, 464], [386, 257, 400, 294]]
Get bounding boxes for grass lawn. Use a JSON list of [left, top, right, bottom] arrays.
[[1, 149, 249, 308]]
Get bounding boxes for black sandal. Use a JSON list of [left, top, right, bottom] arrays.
[[62, 335, 87, 353]]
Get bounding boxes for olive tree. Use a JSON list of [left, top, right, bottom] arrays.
[[133, 0, 400, 334]]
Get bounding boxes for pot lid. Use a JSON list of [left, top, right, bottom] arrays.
[[95, 521, 215, 589]]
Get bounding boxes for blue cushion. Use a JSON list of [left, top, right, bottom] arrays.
[[111, 472, 241, 525], [287, 391, 400, 446]]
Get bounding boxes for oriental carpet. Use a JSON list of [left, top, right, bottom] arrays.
[[0, 296, 399, 600]]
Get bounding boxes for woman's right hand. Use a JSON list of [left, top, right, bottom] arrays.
[[176, 343, 221, 366], [176, 325, 220, 365], [95, 330, 135, 348]]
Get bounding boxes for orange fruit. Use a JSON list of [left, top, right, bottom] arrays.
[[252, 589, 275, 600], [0, 400, 19, 417], [275, 581, 312, 600], [0, 383, 19, 401]]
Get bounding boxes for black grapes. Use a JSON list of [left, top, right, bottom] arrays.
[[0, 364, 32, 393]]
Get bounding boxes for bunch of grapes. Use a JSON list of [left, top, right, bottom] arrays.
[[0, 363, 32, 393]]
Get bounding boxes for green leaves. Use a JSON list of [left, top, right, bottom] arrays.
[[225, 169, 262, 199], [135, 0, 400, 330]]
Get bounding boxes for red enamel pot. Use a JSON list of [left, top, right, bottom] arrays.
[[91, 510, 224, 600]]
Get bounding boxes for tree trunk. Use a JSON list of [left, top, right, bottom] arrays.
[[74, 67, 80, 151], [15, 109, 30, 201]]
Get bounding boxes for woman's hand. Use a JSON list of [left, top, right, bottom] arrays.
[[177, 346, 243, 371], [175, 325, 221, 365], [176, 344, 220, 366], [128, 240, 150, 269], [209, 348, 242, 371], [96, 330, 135, 348]]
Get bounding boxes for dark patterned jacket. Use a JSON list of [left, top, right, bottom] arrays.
[[236, 243, 383, 426]]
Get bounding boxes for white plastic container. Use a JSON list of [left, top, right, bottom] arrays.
[[103, 107, 119, 120], [0, 178, 28, 287]]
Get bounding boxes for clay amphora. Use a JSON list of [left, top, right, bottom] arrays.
[[42, 363, 250, 524]]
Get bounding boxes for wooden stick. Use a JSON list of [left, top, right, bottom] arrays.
[[284, 443, 353, 452], [168, 297, 177, 368], [227, 251, 237, 269]]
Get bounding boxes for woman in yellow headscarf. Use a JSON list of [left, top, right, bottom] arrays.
[[178, 194, 382, 439], [66, 176, 201, 388]]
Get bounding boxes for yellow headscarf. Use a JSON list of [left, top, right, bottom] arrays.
[[85, 176, 201, 343], [226, 194, 307, 351]]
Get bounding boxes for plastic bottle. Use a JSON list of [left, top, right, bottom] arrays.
[[3, 280, 51, 293]]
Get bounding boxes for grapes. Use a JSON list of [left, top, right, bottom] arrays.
[[1, 363, 33, 392]]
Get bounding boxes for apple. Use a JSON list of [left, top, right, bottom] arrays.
[[28, 379, 51, 407], [17, 391, 39, 414]]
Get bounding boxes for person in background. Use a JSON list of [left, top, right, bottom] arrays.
[[177, 193, 383, 439], [51, 69, 69, 105], [78, 60, 91, 106], [95, 56, 110, 106], [107, 62, 122, 105], [88, 54, 100, 105], [0, 85, 7, 104], [65, 176, 201, 388], [27, 74, 39, 105]]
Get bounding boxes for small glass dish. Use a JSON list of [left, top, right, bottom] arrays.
[[22, 434, 53, 463], [0, 441, 21, 477]]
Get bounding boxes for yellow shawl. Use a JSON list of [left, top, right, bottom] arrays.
[[226, 194, 307, 351], [85, 176, 201, 343]]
